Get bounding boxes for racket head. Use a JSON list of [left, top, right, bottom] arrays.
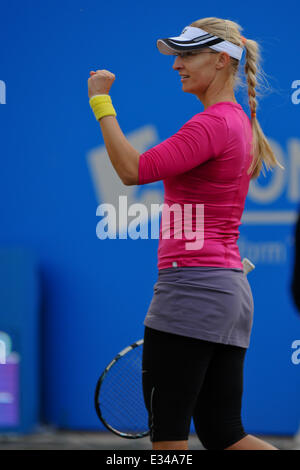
[[94, 339, 150, 439]]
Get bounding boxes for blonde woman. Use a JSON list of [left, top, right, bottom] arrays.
[[88, 17, 283, 450]]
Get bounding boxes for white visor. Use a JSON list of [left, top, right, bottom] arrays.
[[157, 26, 244, 61]]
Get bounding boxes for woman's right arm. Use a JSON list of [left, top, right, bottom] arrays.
[[138, 113, 228, 185]]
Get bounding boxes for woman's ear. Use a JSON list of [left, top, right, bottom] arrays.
[[215, 52, 230, 69]]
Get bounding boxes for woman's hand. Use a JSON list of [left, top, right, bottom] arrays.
[[88, 70, 116, 98]]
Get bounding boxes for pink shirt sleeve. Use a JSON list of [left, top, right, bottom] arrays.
[[138, 113, 228, 185]]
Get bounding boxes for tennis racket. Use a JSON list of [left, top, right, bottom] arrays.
[[94, 257, 255, 438], [94, 339, 149, 439]]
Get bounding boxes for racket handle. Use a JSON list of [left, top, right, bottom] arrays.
[[242, 257, 255, 275]]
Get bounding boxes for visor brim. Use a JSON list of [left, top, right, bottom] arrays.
[[157, 38, 209, 55]]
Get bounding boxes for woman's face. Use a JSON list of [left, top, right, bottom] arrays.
[[172, 48, 222, 96]]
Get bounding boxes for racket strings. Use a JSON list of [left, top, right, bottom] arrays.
[[101, 357, 146, 426], [98, 345, 149, 434], [100, 354, 147, 431]]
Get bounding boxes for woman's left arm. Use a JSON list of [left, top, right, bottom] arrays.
[[88, 69, 140, 186], [98, 115, 140, 185]]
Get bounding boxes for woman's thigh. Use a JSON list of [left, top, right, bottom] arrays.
[[142, 326, 216, 442], [192, 343, 248, 449]]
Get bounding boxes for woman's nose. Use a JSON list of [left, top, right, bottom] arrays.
[[172, 56, 182, 70]]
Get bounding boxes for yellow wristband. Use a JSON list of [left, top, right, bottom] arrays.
[[89, 94, 117, 121]]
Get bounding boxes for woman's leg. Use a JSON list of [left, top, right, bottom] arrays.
[[225, 434, 278, 450], [151, 435, 277, 450], [192, 342, 278, 450], [152, 440, 188, 450], [142, 326, 216, 450]]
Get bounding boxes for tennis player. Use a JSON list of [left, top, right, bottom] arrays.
[[88, 17, 283, 450]]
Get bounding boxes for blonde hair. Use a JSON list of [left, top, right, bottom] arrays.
[[190, 17, 285, 179]]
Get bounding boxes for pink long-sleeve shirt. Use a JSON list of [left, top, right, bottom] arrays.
[[138, 101, 253, 271]]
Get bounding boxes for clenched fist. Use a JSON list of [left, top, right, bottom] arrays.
[[88, 70, 116, 98]]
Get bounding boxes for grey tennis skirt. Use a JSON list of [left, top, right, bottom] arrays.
[[143, 266, 254, 349]]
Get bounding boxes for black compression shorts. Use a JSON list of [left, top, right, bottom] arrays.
[[142, 326, 248, 449]]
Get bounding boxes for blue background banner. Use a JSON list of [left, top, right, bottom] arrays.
[[0, 0, 299, 434]]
